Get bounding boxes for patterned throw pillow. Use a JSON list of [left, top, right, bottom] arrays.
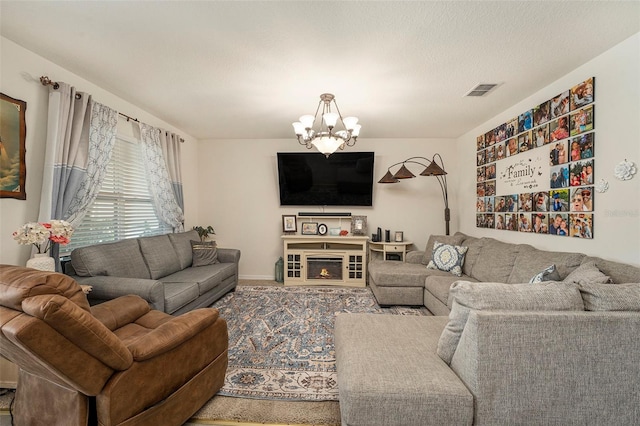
[[191, 240, 219, 267], [529, 264, 561, 283], [427, 242, 468, 277]]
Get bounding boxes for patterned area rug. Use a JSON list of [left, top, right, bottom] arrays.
[[212, 285, 430, 401]]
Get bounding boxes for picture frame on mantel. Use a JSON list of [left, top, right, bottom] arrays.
[[282, 215, 297, 233], [351, 216, 367, 236], [0, 93, 27, 200]]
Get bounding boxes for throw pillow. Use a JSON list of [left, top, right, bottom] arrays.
[[529, 264, 561, 283], [427, 242, 468, 277], [563, 261, 611, 285], [421, 233, 466, 265], [579, 283, 640, 311], [191, 240, 219, 267], [436, 281, 584, 364]]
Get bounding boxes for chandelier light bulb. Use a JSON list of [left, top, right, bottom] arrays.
[[323, 112, 339, 128], [351, 124, 361, 137], [292, 122, 305, 136], [299, 115, 315, 129], [342, 116, 359, 130]]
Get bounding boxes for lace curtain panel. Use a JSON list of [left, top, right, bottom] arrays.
[[139, 122, 185, 232]]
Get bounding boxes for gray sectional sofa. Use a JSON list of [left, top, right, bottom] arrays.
[[66, 230, 240, 315], [335, 233, 640, 425]]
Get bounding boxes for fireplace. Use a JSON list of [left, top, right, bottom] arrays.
[[307, 256, 343, 281]]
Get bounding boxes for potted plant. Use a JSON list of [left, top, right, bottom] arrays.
[[193, 225, 215, 242]]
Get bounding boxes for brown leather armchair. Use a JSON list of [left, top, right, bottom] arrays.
[[0, 265, 228, 426]]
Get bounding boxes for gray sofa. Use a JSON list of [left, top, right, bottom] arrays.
[[66, 230, 240, 315], [368, 231, 640, 315], [335, 233, 640, 425]]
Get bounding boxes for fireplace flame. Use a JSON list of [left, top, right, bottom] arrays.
[[319, 268, 330, 278]]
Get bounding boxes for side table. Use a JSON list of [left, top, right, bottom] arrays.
[[368, 241, 412, 262]]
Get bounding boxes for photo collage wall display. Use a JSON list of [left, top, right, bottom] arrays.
[[476, 77, 595, 238]]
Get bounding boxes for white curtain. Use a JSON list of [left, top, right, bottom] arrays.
[[38, 82, 118, 269], [138, 122, 185, 232]]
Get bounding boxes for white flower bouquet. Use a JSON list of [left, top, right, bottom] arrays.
[[12, 220, 74, 253]]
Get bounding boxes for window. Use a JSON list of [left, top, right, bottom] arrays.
[[62, 134, 172, 255]]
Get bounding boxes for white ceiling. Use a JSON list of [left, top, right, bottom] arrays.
[[2, 1, 639, 140]]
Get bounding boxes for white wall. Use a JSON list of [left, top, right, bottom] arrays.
[[198, 138, 458, 279], [0, 37, 200, 266], [456, 33, 640, 267]]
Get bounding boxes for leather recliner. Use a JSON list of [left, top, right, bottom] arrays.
[[0, 265, 228, 426]]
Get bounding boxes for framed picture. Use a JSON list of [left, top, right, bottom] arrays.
[[394, 231, 404, 242], [301, 222, 319, 235], [0, 93, 27, 200], [351, 216, 367, 236], [329, 227, 341, 236], [282, 215, 297, 233]]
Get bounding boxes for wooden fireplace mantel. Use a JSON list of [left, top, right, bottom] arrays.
[[281, 235, 368, 287]]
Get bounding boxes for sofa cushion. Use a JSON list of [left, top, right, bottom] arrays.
[[162, 282, 200, 314], [163, 263, 236, 295], [368, 260, 440, 288], [138, 235, 182, 280], [581, 256, 640, 284], [424, 275, 477, 310], [466, 238, 523, 283], [427, 242, 468, 277], [528, 264, 561, 283], [191, 240, 219, 267], [421, 233, 467, 265], [0, 266, 90, 313], [563, 260, 612, 285], [579, 283, 640, 311], [167, 230, 200, 270], [437, 281, 584, 364], [335, 314, 474, 426], [71, 239, 150, 279], [509, 245, 584, 283]]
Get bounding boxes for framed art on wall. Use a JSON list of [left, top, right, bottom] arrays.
[[0, 93, 27, 200]]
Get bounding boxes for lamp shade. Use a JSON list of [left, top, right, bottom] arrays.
[[343, 116, 359, 130], [323, 112, 339, 128], [299, 115, 315, 129], [420, 161, 447, 176], [311, 136, 344, 156], [378, 171, 399, 183], [392, 164, 416, 179]]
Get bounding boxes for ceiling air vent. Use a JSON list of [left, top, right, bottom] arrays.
[[465, 83, 499, 97]]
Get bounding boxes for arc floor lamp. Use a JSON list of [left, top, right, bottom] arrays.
[[378, 154, 450, 235]]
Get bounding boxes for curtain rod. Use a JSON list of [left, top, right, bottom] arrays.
[[40, 76, 184, 142]]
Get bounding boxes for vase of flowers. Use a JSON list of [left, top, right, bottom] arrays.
[[12, 220, 74, 271]]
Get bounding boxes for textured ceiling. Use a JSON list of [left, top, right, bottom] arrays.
[[2, 1, 639, 140]]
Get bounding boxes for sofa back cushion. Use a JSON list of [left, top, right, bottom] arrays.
[[71, 239, 150, 279], [421, 232, 467, 265], [168, 230, 199, 269], [138, 235, 182, 279], [579, 283, 640, 311], [508, 245, 585, 283], [437, 281, 584, 364], [465, 238, 523, 283], [581, 256, 640, 284]]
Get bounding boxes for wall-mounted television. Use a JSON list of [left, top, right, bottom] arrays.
[[277, 152, 374, 206]]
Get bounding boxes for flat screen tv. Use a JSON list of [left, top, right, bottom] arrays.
[[277, 152, 374, 206]]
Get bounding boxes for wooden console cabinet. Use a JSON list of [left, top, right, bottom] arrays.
[[282, 235, 368, 287]]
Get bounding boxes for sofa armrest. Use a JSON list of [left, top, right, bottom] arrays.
[[216, 248, 241, 264], [70, 275, 165, 312], [450, 310, 640, 425], [126, 308, 221, 361]]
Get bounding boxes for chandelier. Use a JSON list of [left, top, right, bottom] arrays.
[[292, 93, 361, 157]]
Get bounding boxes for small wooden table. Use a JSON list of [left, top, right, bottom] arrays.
[[368, 241, 412, 262]]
